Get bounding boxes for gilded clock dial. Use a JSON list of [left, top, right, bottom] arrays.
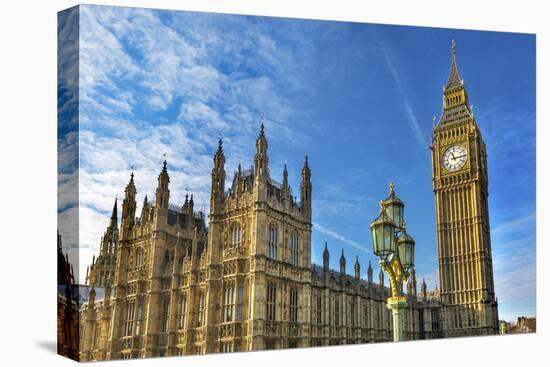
[[442, 145, 467, 171]]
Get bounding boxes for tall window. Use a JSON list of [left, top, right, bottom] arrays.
[[135, 302, 143, 335], [136, 248, 144, 270], [363, 305, 368, 329], [92, 325, 99, 349], [124, 301, 135, 336], [178, 294, 187, 330], [231, 224, 242, 248], [198, 291, 205, 326], [268, 225, 278, 259], [349, 301, 356, 327], [236, 284, 244, 321], [334, 299, 340, 326], [290, 232, 299, 266], [160, 297, 170, 332], [315, 294, 322, 324], [266, 284, 276, 321], [432, 309, 439, 331], [223, 284, 235, 322], [289, 287, 298, 323]]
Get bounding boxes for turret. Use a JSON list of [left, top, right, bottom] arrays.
[[421, 278, 427, 300], [407, 267, 417, 297], [140, 195, 149, 225], [210, 139, 225, 215], [189, 194, 194, 213], [323, 242, 330, 272], [88, 286, 96, 306], [379, 267, 384, 288], [300, 155, 312, 221], [155, 160, 170, 210], [109, 197, 118, 229], [121, 172, 137, 233], [339, 249, 346, 275], [354, 256, 361, 280], [282, 163, 289, 200], [254, 121, 269, 179], [367, 260, 373, 286]]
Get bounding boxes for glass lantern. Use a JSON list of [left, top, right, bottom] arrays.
[[383, 183, 405, 229], [370, 206, 396, 260], [397, 231, 415, 272]]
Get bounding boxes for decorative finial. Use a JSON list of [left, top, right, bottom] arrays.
[[259, 115, 265, 135], [389, 181, 395, 195], [451, 39, 456, 54]]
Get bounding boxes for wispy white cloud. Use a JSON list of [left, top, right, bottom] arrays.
[[312, 222, 368, 253], [378, 38, 427, 149]]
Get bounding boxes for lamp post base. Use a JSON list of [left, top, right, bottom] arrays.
[[387, 296, 408, 342]]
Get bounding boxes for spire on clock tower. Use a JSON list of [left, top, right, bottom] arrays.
[[445, 39, 463, 90], [437, 39, 473, 126]]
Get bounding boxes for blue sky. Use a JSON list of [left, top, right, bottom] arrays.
[[68, 5, 535, 322]]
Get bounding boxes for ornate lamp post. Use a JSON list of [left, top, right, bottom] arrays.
[[370, 183, 415, 342]]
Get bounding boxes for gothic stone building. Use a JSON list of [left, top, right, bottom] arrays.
[[80, 125, 442, 361], [79, 42, 496, 361]]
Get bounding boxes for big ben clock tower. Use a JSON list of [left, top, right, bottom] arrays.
[[431, 41, 499, 337]]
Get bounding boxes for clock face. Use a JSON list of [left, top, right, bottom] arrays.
[[442, 145, 468, 172]]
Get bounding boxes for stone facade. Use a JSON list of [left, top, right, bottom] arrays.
[[79, 125, 442, 361], [431, 41, 499, 336]]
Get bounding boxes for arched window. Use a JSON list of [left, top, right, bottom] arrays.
[[136, 248, 144, 270], [290, 231, 299, 266], [268, 225, 278, 259], [231, 223, 242, 248]]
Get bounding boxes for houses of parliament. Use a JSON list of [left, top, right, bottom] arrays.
[[73, 42, 499, 361]]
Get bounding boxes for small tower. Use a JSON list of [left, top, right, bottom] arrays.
[[300, 155, 312, 221], [407, 267, 417, 297], [210, 138, 226, 216], [140, 195, 149, 225], [379, 267, 385, 288], [421, 278, 428, 300], [109, 197, 118, 229], [155, 160, 170, 210], [339, 249, 346, 275], [354, 256, 361, 280], [254, 121, 269, 179], [88, 286, 96, 306], [323, 242, 330, 272], [367, 260, 373, 286], [282, 163, 289, 200], [121, 172, 137, 235]]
